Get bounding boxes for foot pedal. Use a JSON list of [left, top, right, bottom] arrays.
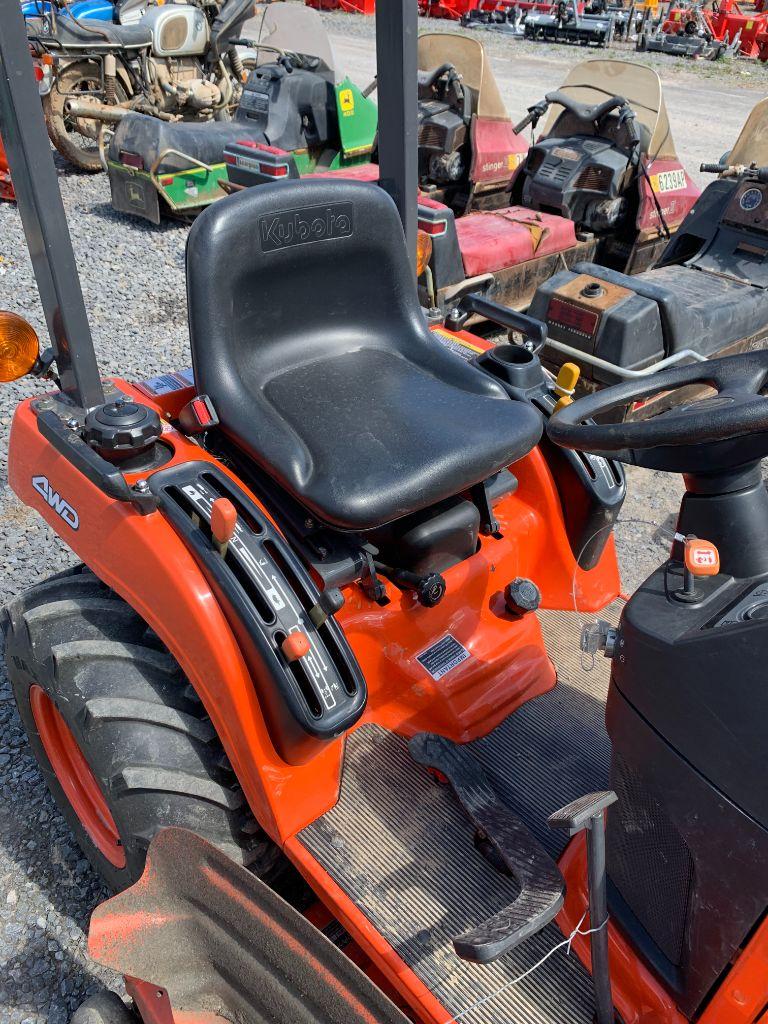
[[409, 733, 565, 964]]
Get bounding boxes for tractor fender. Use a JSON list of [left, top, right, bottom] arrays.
[[7, 388, 343, 844]]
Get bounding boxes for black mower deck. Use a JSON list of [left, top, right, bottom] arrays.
[[299, 605, 621, 1024]]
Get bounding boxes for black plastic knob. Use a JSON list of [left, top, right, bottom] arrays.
[[505, 577, 541, 616], [84, 399, 162, 456], [418, 573, 447, 608]]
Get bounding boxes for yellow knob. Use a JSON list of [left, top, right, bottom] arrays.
[[553, 362, 580, 412]]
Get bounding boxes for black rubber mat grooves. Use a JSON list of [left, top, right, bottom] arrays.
[[299, 604, 622, 1024]]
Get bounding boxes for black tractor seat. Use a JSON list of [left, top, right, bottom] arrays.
[[28, 16, 153, 50], [574, 261, 768, 358], [187, 180, 543, 533], [109, 112, 268, 174]]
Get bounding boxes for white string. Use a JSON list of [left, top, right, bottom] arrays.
[[444, 912, 608, 1024]]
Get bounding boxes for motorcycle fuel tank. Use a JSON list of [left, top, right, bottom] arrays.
[[142, 5, 210, 56]]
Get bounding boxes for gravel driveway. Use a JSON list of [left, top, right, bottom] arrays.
[[0, 14, 741, 1019]]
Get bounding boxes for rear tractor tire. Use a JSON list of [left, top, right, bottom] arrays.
[[2, 566, 280, 892], [70, 992, 137, 1024]]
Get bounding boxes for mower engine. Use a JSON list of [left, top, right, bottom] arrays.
[[417, 64, 472, 193], [520, 108, 647, 234], [236, 59, 337, 155], [522, 123, 636, 231]]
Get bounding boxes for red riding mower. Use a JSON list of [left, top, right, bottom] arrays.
[[227, 39, 699, 319], [525, 96, 768, 417], [415, 49, 699, 316], [0, 129, 14, 200], [1, 2, 768, 1024]]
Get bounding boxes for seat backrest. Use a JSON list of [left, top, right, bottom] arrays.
[[186, 179, 500, 437]]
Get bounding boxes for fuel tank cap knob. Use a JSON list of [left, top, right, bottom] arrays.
[[505, 577, 541, 617], [84, 398, 162, 457]]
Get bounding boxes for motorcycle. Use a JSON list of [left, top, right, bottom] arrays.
[[21, 0, 147, 23], [26, 0, 255, 171]]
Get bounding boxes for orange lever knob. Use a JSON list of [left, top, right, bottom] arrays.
[[210, 498, 237, 547], [684, 538, 720, 577], [282, 632, 311, 662]]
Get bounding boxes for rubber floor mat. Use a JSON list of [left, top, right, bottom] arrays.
[[299, 604, 622, 1024]]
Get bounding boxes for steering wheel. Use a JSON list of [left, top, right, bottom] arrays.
[[546, 352, 768, 476]]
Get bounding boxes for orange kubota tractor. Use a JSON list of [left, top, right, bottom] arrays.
[[0, 2, 767, 1024]]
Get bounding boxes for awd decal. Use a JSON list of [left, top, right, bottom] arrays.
[[260, 202, 353, 251], [31, 476, 79, 530]]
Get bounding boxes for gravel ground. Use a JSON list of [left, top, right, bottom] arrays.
[[322, 5, 768, 90], [0, 17, 737, 1019]]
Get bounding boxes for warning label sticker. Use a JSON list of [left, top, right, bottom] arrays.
[[416, 634, 472, 680], [431, 327, 485, 363], [136, 367, 195, 398]]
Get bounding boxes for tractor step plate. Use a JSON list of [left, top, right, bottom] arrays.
[[298, 604, 622, 1024]]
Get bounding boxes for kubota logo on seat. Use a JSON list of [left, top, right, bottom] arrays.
[[31, 476, 79, 530], [259, 203, 353, 252]]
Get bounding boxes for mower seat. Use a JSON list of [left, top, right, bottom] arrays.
[[187, 180, 543, 532], [575, 261, 768, 357], [109, 113, 268, 174]]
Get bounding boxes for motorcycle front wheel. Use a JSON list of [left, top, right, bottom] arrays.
[[43, 60, 128, 172]]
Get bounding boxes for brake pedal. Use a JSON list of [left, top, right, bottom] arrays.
[[409, 733, 565, 964]]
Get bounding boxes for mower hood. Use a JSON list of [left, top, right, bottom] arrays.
[[418, 32, 509, 121], [727, 96, 768, 168], [542, 59, 677, 161], [252, 2, 337, 82]]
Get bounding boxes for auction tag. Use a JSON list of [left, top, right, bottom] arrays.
[[417, 634, 472, 680], [650, 169, 687, 194]]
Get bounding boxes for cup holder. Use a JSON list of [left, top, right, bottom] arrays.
[[477, 343, 543, 390]]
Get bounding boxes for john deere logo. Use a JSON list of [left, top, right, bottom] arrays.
[[126, 181, 145, 208], [339, 88, 355, 117], [259, 203, 353, 252]]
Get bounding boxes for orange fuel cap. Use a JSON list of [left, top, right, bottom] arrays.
[[210, 498, 237, 552], [282, 632, 311, 662], [684, 538, 720, 577]]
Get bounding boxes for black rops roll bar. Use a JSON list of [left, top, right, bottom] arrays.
[[0, 0, 105, 411]]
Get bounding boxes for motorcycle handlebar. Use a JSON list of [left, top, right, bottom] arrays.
[[700, 162, 768, 182]]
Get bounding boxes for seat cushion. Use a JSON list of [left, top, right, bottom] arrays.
[[187, 180, 543, 532], [456, 207, 577, 278], [109, 113, 267, 172], [575, 261, 768, 358], [31, 16, 152, 48]]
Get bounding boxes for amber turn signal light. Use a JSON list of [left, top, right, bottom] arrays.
[[415, 230, 433, 278], [0, 311, 40, 383]]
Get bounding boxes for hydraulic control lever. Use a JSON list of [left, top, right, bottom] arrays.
[[373, 561, 447, 607]]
